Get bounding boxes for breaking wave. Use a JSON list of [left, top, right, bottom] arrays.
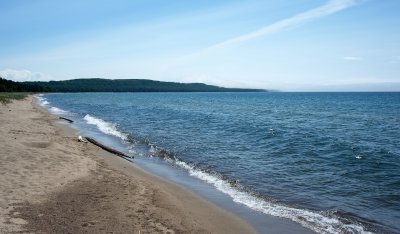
[[35, 95, 70, 115], [84, 114, 128, 141], [36, 95, 50, 106], [49, 107, 70, 115], [172, 159, 373, 234]]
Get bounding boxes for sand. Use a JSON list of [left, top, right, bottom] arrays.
[[0, 96, 256, 233]]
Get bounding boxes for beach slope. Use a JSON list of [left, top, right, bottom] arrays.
[[0, 96, 255, 233]]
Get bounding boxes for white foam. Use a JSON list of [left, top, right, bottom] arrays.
[[84, 114, 128, 141], [35, 95, 50, 106], [49, 107, 70, 115], [35, 95, 72, 116], [149, 145, 157, 154], [173, 159, 373, 234]]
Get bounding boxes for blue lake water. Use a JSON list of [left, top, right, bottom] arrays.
[[37, 92, 400, 233]]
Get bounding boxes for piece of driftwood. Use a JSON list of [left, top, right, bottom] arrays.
[[59, 117, 74, 123], [85, 137, 132, 159]]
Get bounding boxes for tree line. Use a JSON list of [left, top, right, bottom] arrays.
[[0, 77, 49, 92], [1, 77, 266, 93]]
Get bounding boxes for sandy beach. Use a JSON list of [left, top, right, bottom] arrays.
[[0, 96, 256, 233]]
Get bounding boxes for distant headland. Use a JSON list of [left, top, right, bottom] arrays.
[[0, 77, 267, 92]]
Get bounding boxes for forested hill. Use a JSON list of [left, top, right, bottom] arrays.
[[0, 77, 49, 92], [22, 78, 266, 92]]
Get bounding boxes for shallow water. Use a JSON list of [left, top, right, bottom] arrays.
[[38, 92, 400, 233]]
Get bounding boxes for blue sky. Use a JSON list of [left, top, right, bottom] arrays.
[[0, 0, 399, 91]]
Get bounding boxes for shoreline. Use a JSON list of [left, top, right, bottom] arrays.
[[0, 96, 257, 233]]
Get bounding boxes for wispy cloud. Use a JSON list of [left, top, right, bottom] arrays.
[[201, 0, 359, 53], [0, 69, 52, 81], [165, 0, 360, 70], [343, 56, 363, 60]]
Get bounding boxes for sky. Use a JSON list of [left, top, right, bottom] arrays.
[[0, 0, 399, 91]]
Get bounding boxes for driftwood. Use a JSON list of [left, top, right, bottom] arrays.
[[85, 137, 132, 159], [59, 117, 74, 123]]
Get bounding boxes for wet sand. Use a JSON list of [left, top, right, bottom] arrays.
[[0, 96, 256, 233]]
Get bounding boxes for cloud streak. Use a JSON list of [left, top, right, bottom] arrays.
[[166, 0, 360, 71], [343, 56, 363, 60], [202, 0, 358, 53]]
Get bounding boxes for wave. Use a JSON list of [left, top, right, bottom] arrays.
[[35, 95, 50, 106], [172, 159, 372, 234], [49, 107, 70, 115], [35, 95, 70, 115], [133, 139, 373, 233], [83, 114, 128, 141]]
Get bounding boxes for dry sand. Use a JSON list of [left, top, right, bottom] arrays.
[[0, 96, 256, 233]]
